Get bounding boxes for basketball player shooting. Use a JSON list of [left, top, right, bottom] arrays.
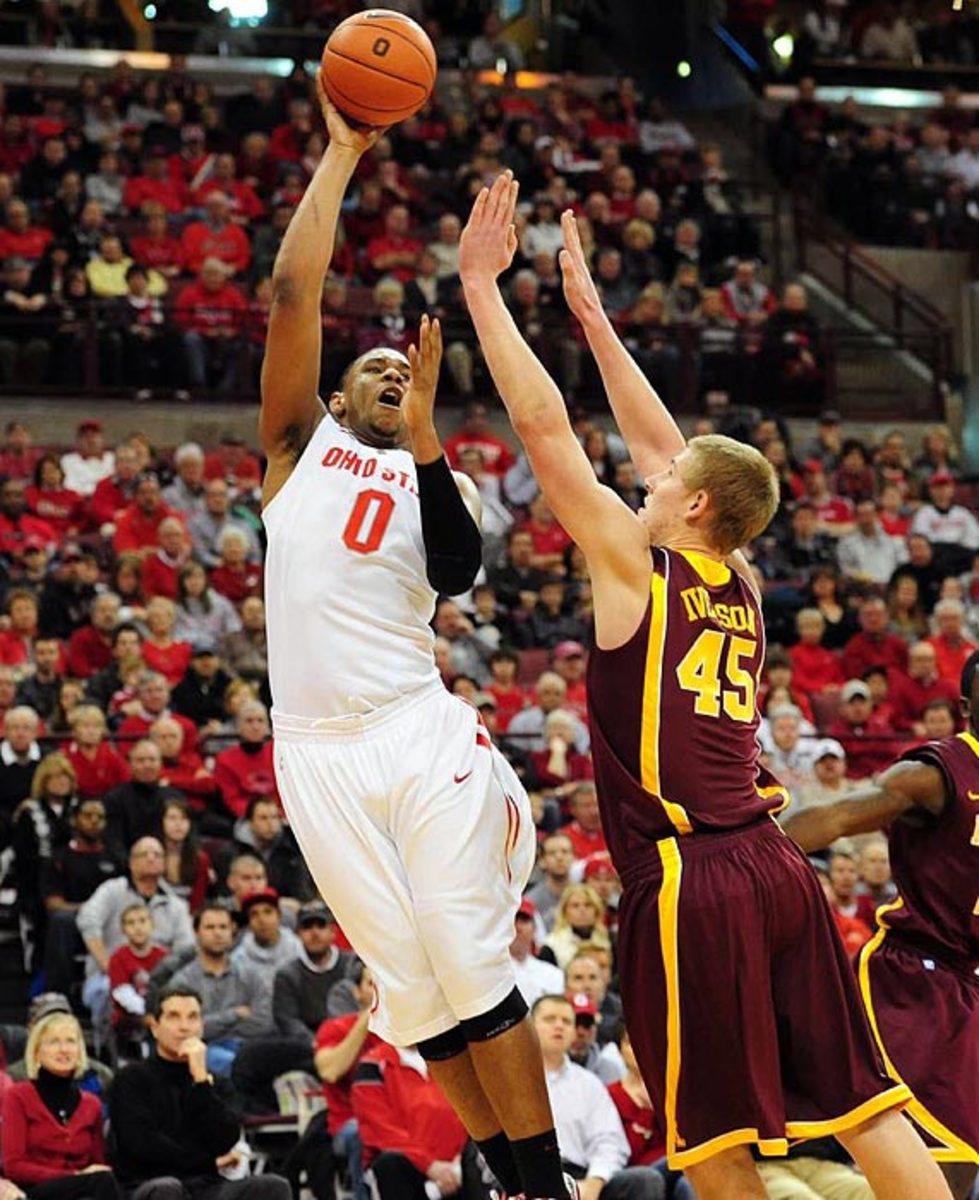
[[259, 92, 575, 1200], [785, 651, 979, 1200], [458, 170, 952, 1200]]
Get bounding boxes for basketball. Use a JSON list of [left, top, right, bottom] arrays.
[[320, 9, 437, 128]]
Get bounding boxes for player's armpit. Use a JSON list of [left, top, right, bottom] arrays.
[[783, 760, 946, 851]]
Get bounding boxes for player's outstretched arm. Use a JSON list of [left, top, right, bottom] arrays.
[[559, 209, 684, 480], [260, 86, 384, 490], [460, 173, 646, 589], [404, 314, 482, 594], [783, 759, 947, 851]]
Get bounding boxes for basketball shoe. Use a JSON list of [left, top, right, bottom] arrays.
[[491, 1175, 581, 1199]]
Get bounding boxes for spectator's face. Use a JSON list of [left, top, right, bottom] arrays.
[[238, 708, 269, 743], [783, 285, 807, 313], [514, 274, 539, 305], [152, 721, 183, 759], [34, 640, 60, 674], [201, 261, 226, 292], [36, 1018, 82, 1077], [247, 901, 281, 945], [855, 502, 878, 535], [130, 838, 165, 881], [298, 917, 335, 956], [74, 799, 106, 841], [907, 536, 931, 567], [908, 643, 936, 680], [929, 480, 955, 507], [7, 201, 28, 232], [0, 671, 14, 707], [242, 596, 265, 631], [9, 597, 37, 632], [924, 705, 955, 738], [127, 270, 148, 297], [564, 890, 597, 927], [860, 842, 891, 888], [1, 480, 26, 517], [130, 741, 163, 783], [537, 677, 567, 711], [771, 714, 799, 751], [829, 855, 858, 901], [249, 801, 281, 843], [114, 629, 142, 658], [122, 906, 153, 948], [859, 601, 887, 634], [152, 994, 204, 1058], [565, 956, 604, 1003], [843, 694, 872, 725], [533, 999, 575, 1054], [386, 206, 409, 237], [597, 251, 621, 281], [5, 712, 37, 752], [542, 836, 574, 878], [814, 753, 845, 784], [509, 531, 534, 565], [511, 913, 535, 955], [177, 453, 204, 486], [229, 860, 267, 900], [438, 214, 460, 244], [100, 237, 123, 264], [92, 593, 121, 632], [205, 194, 229, 225], [135, 476, 161, 513], [937, 608, 963, 638], [197, 908, 234, 955]]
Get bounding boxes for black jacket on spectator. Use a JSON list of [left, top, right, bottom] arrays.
[[12, 797, 72, 903], [232, 824, 314, 903], [0, 755, 39, 850], [38, 577, 96, 639], [39, 840, 121, 907], [104, 779, 186, 855], [272, 949, 354, 1042], [110, 1054, 240, 1184], [487, 562, 546, 613], [84, 662, 128, 715], [171, 665, 234, 729], [15, 673, 61, 721]]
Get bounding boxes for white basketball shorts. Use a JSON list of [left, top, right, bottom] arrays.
[[272, 681, 536, 1046]]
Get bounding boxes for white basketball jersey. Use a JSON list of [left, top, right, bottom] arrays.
[[263, 414, 439, 720]]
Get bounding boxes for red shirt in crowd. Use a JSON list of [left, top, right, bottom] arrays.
[[529, 748, 594, 789], [889, 672, 959, 731], [65, 624, 114, 679], [925, 633, 979, 689], [607, 1081, 665, 1166], [0, 447, 43, 482], [130, 232, 186, 275], [314, 1013, 383, 1137], [827, 713, 897, 779], [141, 550, 187, 600], [113, 502, 185, 555], [203, 449, 262, 489], [1, 1081, 106, 1185], [811, 495, 855, 531], [557, 819, 608, 861], [519, 517, 572, 562], [486, 682, 528, 732], [118, 709, 198, 752], [210, 561, 263, 604], [173, 281, 248, 335], [142, 640, 193, 687], [195, 178, 264, 222], [787, 642, 845, 696], [0, 629, 39, 668], [213, 740, 279, 818], [160, 749, 218, 811], [0, 511, 58, 558], [364, 232, 424, 283], [25, 485, 83, 536], [108, 942, 168, 1028], [0, 224, 52, 261], [841, 630, 909, 680], [65, 739, 131, 800], [180, 220, 252, 275], [352, 1043, 467, 1173], [89, 475, 135, 527], [443, 432, 516, 478], [123, 174, 188, 214]]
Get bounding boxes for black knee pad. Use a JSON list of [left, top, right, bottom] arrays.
[[417, 1024, 468, 1062], [459, 987, 528, 1043]]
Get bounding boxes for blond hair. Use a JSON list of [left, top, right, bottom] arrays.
[[68, 704, 107, 733], [30, 751, 77, 802], [26, 1012, 88, 1080], [681, 435, 779, 555], [552, 885, 612, 949]]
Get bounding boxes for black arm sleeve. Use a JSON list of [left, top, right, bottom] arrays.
[[417, 455, 482, 595]]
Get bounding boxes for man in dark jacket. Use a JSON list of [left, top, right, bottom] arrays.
[[171, 640, 234, 731], [104, 739, 185, 854], [232, 796, 313, 906], [110, 983, 291, 1200]]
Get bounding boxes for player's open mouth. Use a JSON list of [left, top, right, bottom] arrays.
[[377, 387, 403, 409]]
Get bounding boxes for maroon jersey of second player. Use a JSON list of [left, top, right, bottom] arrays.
[[881, 731, 979, 966], [587, 547, 789, 865]]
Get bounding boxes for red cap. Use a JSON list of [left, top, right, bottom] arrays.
[[802, 458, 825, 474], [516, 897, 536, 920], [569, 991, 598, 1020], [929, 470, 954, 486], [19, 535, 47, 555], [241, 887, 280, 914], [582, 852, 616, 882], [77, 418, 103, 434]]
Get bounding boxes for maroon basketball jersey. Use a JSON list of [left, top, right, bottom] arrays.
[[587, 547, 789, 865], [882, 732, 979, 967]]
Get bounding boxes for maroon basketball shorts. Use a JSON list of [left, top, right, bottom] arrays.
[[858, 924, 979, 1164], [616, 819, 910, 1171]]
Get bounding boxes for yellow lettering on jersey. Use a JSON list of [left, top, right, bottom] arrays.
[[973, 894, 979, 917], [972, 815, 979, 847], [678, 586, 756, 636]]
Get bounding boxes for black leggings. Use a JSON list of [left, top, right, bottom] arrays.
[[26, 1172, 123, 1200]]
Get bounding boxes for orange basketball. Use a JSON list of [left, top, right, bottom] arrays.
[[320, 9, 437, 128]]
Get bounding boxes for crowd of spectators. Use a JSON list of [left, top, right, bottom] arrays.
[[0, 384, 974, 1196], [0, 57, 827, 411], [770, 76, 979, 249]]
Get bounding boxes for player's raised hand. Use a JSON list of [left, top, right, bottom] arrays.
[[459, 169, 520, 283], [559, 208, 603, 325], [317, 75, 387, 157], [403, 314, 443, 436]]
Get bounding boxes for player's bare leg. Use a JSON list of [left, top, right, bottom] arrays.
[[682, 1146, 767, 1199], [837, 1110, 952, 1199], [941, 1162, 977, 1200]]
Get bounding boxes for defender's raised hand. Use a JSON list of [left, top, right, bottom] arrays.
[[403, 314, 443, 439], [559, 208, 603, 326], [459, 170, 520, 283]]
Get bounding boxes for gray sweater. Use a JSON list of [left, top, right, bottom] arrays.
[[170, 955, 275, 1041]]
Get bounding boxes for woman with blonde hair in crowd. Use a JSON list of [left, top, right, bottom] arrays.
[[64, 706, 130, 801], [140, 596, 190, 688], [541, 882, 612, 970], [1, 1011, 119, 1200]]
